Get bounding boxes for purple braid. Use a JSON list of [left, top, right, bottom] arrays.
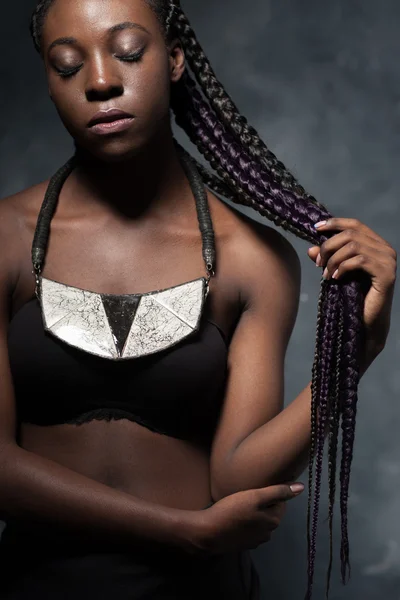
[[306, 282, 325, 581], [172, 72, 331, 240], [338, 282, 365, 583], [305, 281, 341, 600], [326, 293, 344, 599]]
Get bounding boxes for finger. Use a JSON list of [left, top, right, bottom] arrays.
[[307, 246, 321, 262], [315, 218, 394, 250], [329, 254, 384, 283], [319, 231, 388, 267], [260, 483, 304, 506], [310, 230, 395, 270], [321, 242, 383, 280]]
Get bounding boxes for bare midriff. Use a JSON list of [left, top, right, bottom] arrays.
[[19, 418, 214, 511]]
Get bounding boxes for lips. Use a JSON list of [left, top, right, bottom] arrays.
[[87, 108, 134, 128]]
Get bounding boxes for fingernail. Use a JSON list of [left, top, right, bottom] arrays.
[[316, 253, 322, 267], [314, 221, 327, 228], [290, 483, 305, 494]]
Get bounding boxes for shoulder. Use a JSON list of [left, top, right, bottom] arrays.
[[208, 192, 301, 309], [0, 179, 49, 224], [0, 180, 50, 292], [233, 216, 302, 348], [234, 211, 301, 291]]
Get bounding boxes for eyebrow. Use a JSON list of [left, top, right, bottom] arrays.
[[47, 21, 151, 53]]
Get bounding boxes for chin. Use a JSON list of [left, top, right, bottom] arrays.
[[73, 137, 148, 164]]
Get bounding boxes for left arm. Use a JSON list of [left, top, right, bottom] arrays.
[[212, 369, 372, 503], [210, 219, 396, 502]]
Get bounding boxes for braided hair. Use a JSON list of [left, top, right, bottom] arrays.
[[30, 1, 367, 598]]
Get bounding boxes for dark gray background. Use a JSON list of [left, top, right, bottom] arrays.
[[1, 1, 399, 599]]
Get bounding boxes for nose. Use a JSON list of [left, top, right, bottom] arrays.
[[85, 54, 123, 102]]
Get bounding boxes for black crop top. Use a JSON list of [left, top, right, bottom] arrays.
[[7, 296, 228, 447]]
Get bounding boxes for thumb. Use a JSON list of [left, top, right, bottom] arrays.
[[289, 482, 305, 495], [260, 482, 305, 506]]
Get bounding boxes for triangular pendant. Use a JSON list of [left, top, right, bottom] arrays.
[[101, 294, 141, 356], [39, 276, 206, 360]]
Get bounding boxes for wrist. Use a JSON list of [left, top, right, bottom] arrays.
[[175, 509, 214, 556]]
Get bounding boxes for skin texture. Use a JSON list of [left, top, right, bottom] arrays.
[[0, 0, 300, 527]]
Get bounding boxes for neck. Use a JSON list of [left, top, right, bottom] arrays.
[[69, 133, 190, 220]]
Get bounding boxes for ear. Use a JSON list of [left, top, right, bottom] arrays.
[[168, 38, 186, 83]]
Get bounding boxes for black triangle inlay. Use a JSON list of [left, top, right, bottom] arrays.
[[102, 295, 141, 356]]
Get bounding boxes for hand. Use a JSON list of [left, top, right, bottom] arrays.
[[194, 482, 304, 555], [307, 218, 397, 358]]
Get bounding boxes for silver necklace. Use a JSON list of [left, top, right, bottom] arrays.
[[31, 148, 216, 361]]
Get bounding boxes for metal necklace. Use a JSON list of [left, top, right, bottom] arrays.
[[31, 148, 216, 361]]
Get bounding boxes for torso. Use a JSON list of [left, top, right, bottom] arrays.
[[3, 174, 272, 512]]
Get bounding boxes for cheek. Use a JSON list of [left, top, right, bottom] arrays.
[[52, 89, 84, 136], [128, 57, 172, 119]]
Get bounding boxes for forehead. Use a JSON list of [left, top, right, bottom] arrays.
[[42, 0, 161, 44]]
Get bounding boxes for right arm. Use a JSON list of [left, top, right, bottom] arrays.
[[0, 201, 204, 555]]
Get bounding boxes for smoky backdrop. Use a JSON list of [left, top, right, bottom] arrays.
[[1, 1, 399, 598]]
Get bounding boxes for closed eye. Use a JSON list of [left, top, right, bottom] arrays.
[[115, 48, 145, 62], [55, 49, 145, 79], [56, 64, 83, 79]]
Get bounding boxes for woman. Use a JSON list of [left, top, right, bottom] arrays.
[[0, 0, 396, 598]]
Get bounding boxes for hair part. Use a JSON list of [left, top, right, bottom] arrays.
[[29, 2, 366, 598]]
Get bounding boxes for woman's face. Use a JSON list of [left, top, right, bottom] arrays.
[[41, 0, 185, 162]]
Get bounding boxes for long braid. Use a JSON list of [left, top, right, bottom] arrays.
[[172, 71, 330, 242], [174, 141, 243, 204], [306, 281, 325, 584], [172, 5, 327, 212], [306, 281, 341, 600], [338, 281, 365, 583], [29, 2, 366, 597], [325, 294, 344, 599]]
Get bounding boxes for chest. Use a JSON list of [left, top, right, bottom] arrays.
[[8, 293, 229, 445], [14, 209, 241, 347]]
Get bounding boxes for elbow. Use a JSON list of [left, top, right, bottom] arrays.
[[210, 459, 240, 503], [263, 466, 309, 488], [211, 468, 307, 503], [210, 475, 229, 503], [210, 482, 230, 504], [210, 461, 260, 503]]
